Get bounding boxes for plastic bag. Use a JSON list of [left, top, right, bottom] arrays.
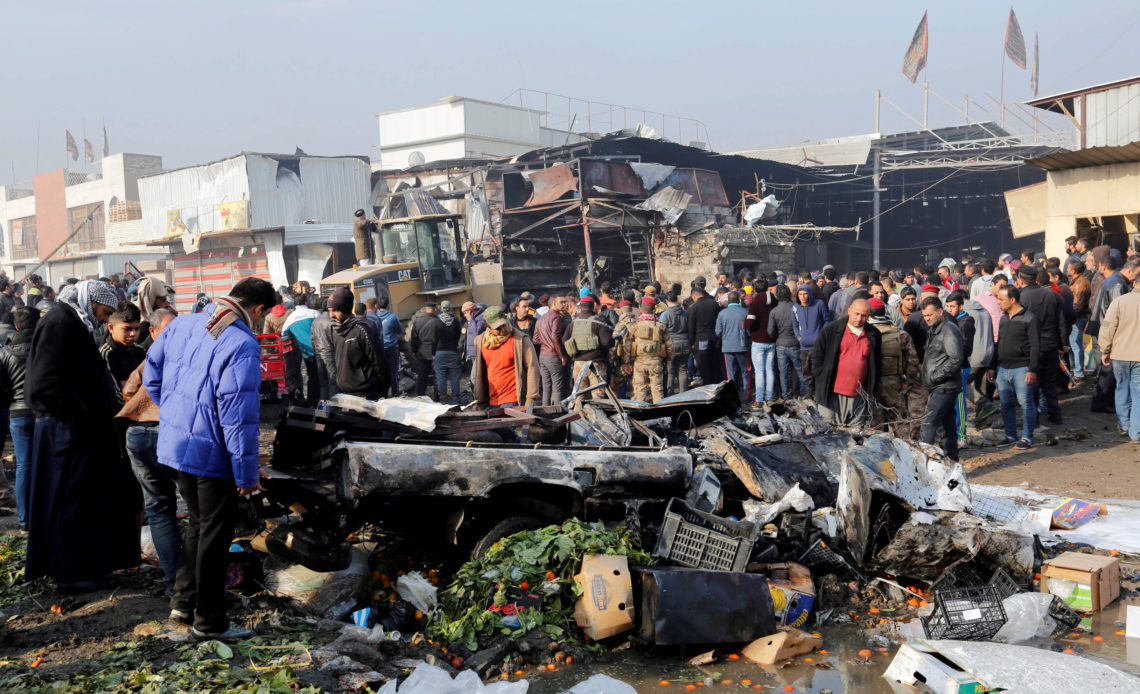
[[263, 547, 369, 619], [567, 674, 638, 694], [377, 663, 528, 693], [994, 592, 1057, 643], [396, 572, 439, 615]]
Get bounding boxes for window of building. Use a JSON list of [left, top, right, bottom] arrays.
[[68, 202, 105, 253], [10, 216, 37, 259]]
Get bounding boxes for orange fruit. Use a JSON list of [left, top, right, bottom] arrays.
[[659, 681, 671, 687], [869, 607, 880, 614], [685, 685, 697, 691], [858, 649, 873, 657], [819, 650, 828, 655], [728, 653, 740, 660], [783, 687, 796, 692], [1094, 635, 1104, 642]]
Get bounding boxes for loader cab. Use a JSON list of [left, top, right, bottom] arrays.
[[320, 214, 469, 321], [371, 215, 463, 292]]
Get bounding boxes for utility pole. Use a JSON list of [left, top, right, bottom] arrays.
[[873, 89, 882, 268], [873, 151, 882, 269]]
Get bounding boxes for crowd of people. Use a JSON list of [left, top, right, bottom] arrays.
[[3, 233, 1140, 643], [256, 238, 1140, 468]]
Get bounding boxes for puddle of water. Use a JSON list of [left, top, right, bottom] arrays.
[[514, 600, 1140, 693]]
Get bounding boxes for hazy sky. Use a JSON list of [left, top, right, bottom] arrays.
[[2, 0, 1135, 180]]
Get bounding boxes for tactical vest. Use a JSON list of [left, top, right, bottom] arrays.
[[878, 324, 904, 378], [564, 318, 601, 356], [633, 320, 666, 358]]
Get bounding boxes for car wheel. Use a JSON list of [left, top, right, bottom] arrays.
[[469, 515, 548, 559]]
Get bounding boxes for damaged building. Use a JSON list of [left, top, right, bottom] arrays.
[[734, 123, 1067, 269], [372, 133, 821, 296]]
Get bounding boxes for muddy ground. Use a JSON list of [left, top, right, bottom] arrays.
[[962, 380, 1140, 500]]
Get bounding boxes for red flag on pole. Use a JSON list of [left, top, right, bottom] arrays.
[[66, 131, 78, 161], [1005, 8, 1027, 69], [84, 138, 94, 163], [901, 11, 929, 83], [1030, 33, 1039, 96]]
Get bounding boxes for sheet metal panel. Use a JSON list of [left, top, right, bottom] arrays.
[[283, 223, 355, 246], [1086, 83, 1140, 149], [139, 157, 250, 242], [579, 160, 646, 198], [247, 156, 371, 229]]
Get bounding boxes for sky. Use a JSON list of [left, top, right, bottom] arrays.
[[1, 0, 1136, 181]]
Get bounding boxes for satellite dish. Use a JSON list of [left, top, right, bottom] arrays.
[[408, 151, 426, 167]]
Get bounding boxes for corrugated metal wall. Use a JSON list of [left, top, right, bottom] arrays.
[[1086, 83, 1140, 148], [246, 156, 370, 228], [139, 157, 250, 241], [171, 246, 269, 313]]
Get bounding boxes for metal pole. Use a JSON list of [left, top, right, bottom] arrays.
[[873, 151, 882, 269], [875, 89, 881, 132], [581, 205, 596, 292], [923, 82, 929, 129], [999, 52, 1006, 128], [964, 94, 969, 124]]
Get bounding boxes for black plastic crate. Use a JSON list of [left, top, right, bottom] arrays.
[[797, 538, 866, 581], [1048, 594, 1082, 633], [921, 603, 1005, 641], [927, 585, 1007, 641], [989, 568, 1021, 601], [929, 560, 986, 595], [653, 498, 755, 572]]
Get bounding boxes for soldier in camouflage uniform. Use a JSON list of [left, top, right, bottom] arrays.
[[610, 299, 639, 396], [868, 299, 926, 439], [620, 297, 672, 402]]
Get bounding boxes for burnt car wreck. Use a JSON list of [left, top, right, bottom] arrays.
[[256, 377, 1036, 602]]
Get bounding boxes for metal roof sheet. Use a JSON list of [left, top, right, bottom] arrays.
[[1025, 141, 1140, 171]]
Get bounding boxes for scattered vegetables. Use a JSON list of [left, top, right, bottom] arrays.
[[432, 520, 651, 651]]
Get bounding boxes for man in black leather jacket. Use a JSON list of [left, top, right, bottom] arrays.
[[919, 296, 964, 461], [0, 306, 39, 526]]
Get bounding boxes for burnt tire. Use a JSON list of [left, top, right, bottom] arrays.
[[469, 515, 548, 559]]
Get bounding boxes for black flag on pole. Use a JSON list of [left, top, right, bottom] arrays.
[[902, 11, 929, 83], [1005, 8, 1027, 69]]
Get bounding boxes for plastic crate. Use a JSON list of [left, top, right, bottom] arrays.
[[929, 560, 986, 595], [798, 538, 866, 581], [923, 585, 1007, 641], [1047, 594, 1082, 633], [653, 498, 755, 572], [989, 568, 1021, 601]]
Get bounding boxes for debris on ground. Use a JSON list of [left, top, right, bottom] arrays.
[[5, 385, 1140, 690]]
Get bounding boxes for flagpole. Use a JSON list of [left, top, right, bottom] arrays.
[[1000, 47, 1006, 128]]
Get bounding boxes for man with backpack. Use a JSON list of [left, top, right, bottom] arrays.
[[618, 297, 672, 403]]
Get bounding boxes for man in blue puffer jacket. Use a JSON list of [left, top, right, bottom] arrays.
[[144, 278, 275, 640]]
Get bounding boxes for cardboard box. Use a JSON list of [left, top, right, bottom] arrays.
[[883, 642, 987, 694], [1040, 551, 1120, 613], [573, 554, 634, 640], [741, 628, 822, 665], [764, 562, 816, 629]]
